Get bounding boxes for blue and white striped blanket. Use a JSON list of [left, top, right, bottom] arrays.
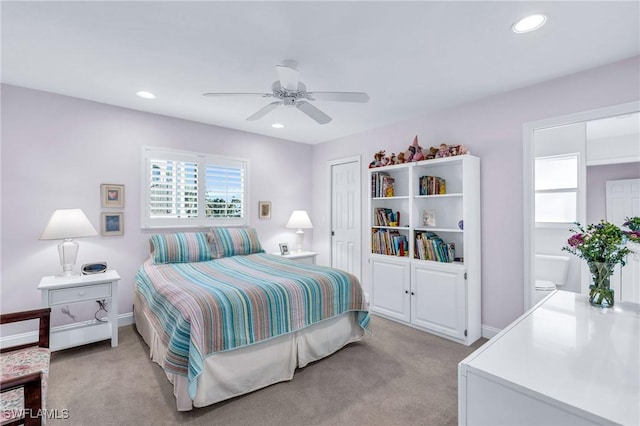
[[135, 253, 370, 398]]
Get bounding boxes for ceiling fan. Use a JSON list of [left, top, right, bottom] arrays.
[[203, 60, 369, 125]]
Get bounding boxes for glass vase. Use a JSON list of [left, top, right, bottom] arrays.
[[587, 261, 615, 308]]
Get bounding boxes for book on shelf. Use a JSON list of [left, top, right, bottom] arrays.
[[414, 231, 454, 263], [418, 176, 446, 195], [371, 172, 395, 197], [371, 228, 408, 257], [374, 208, 400, 226]]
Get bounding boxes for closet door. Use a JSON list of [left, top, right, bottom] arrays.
[[606, 178, 640, 303]]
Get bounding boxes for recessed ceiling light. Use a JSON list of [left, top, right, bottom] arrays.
[[136, 91, 156, 99], [272, 123, 284, 129], [512, 14, 547, 33]]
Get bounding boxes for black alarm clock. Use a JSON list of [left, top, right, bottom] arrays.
[[81, 262, 108, 275]]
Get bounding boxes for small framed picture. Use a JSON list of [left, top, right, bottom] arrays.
[[279, 242, 289, 256], [259, 201, 271, 220], [101, 184, 125, 208], [101, 212, 124, 236], [423, 209, 436, 227]]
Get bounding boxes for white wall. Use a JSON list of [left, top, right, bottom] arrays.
[[0, 84, 313, 326], [311, 56, 640, 330]]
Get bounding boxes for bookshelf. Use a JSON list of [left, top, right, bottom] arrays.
[[368, 155, 481, 346]]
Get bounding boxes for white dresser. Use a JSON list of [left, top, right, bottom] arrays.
[[458, 290, 639, 425]]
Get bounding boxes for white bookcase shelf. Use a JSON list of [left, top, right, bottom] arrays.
[[369, 154, 481, 345]]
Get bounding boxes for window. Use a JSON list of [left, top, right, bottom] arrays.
[[143, 147, 248, 228], [534, 154, 578, 223]]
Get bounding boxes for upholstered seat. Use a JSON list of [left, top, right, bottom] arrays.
[[0, 308, 51, 426]]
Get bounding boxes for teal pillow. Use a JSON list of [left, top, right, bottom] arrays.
[[151, 232, 212, 264], [208, 227, 264, 258]]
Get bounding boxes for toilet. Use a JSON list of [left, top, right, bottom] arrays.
[[534, 254, 570, 303]]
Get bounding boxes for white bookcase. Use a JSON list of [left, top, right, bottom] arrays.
[[369, 155, 481, 345]]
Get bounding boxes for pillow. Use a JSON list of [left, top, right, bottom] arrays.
[[150, 232, 212, 264], [208, 227, 264, 258]]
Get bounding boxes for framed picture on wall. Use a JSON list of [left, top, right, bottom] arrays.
[[101, 184, 125, 208], [259, 201, 271, 220], [101, 212, 124, 236]]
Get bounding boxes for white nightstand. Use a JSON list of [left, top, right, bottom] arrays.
[[38, 270, 120, 351], [272, 251, 318, 264]]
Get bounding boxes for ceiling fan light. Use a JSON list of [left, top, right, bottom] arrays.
[[512, 14, 547, 33], [136, 90, 156, 99], [272, 123, 284, 129]]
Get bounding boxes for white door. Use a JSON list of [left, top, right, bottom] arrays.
[[330, 158, 361, 281], [606, 178, 640, 303]]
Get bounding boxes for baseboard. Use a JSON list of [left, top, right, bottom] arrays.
[[0, 312, 134, 349], [481, 324, 501, 339], [118, 312, 134, 327]]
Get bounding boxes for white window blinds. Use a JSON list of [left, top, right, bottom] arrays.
[[149, 158, 199, 219], [205, 163, 244, 219], [143, 148, 248, 228]]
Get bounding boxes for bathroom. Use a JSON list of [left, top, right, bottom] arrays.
[[530, 109, 639, 305]]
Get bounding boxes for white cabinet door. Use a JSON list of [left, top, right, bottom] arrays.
[[370, 258, 410, 323], [411, 263, 465, 339]]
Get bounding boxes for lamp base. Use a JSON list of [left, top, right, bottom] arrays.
[[58, 238, 79, 276], [295, 229, 304, 253]]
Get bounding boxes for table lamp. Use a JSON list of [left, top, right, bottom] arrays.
[[40, 209, 98, 276], [286, 210, 313, 253]]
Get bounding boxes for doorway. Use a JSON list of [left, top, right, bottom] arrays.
[[523, 101, 640, 309], [329, 156, 361, 282]]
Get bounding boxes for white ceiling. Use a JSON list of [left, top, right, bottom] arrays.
[[2, 1, 639, 145]]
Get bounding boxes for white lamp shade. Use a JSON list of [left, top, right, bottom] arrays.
[[286, 210, 313, 229], [40, 209, 98, 240]]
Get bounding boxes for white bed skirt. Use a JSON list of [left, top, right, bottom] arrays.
[[134, 292, 365, 411]]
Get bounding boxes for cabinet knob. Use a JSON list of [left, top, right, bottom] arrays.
[[405, 290, 409, 294], [411, 292, 415, 296]]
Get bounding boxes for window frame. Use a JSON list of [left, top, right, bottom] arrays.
[[141, 146, 249, 229]]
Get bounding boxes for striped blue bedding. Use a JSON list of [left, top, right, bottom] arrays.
[[135, 253, 370, 399]]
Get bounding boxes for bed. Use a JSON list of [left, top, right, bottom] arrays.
[[134, 229, 370, 411]]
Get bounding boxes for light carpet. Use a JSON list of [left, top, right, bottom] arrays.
[[47, 315, 486, 425]]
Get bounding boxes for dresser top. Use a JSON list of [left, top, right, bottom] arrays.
[[461, 290, 639, 425]]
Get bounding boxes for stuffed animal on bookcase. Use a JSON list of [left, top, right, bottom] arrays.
[[436, 143, 450, 158], [405, 135, 424, 162], [369, 150, 386, 168]]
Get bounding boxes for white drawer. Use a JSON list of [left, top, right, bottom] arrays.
[[49, 283, 112, 305]]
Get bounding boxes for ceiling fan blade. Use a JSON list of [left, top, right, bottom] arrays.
[[203, 92, 272, 97], [276, 64, 300, 92], [296, 101, 332, 124], [307, 92, 370, 103], [246, 101, 282, 121]]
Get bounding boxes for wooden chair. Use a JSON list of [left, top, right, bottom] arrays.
[[0, 308, 51, 426]]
